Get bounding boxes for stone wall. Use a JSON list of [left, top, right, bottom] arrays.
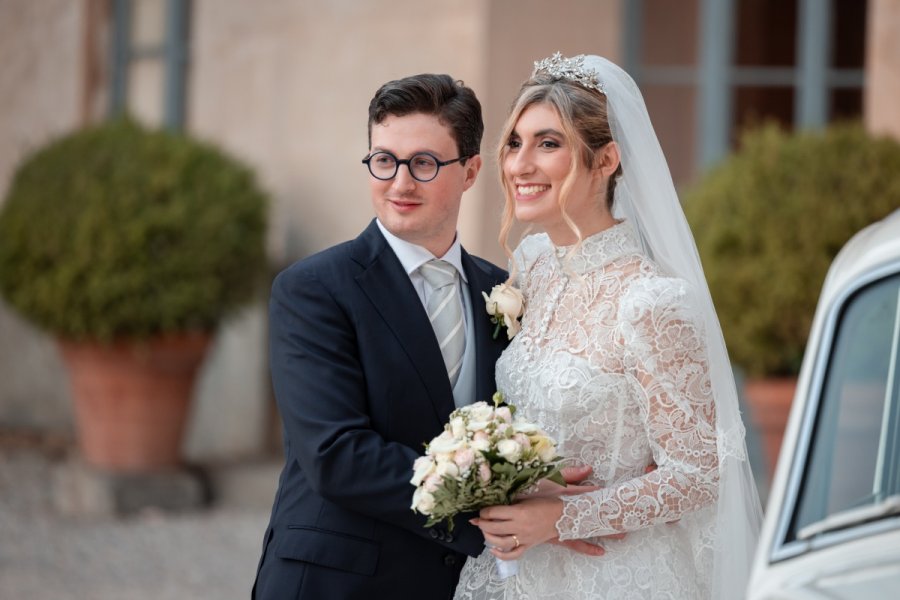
[[867, 0, 900, 140]]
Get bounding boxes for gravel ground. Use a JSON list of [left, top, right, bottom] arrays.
[[0, 440, 273, 600]]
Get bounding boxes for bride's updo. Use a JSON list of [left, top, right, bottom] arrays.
[[497, 73, 624, 260]]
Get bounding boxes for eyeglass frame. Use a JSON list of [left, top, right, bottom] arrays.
[[361, 150, 472, 183]]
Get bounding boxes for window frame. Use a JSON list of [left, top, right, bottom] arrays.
[[109, 0, 190, 131], [770, 259, 900, 564]]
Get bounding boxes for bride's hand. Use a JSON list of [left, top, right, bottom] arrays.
[[471, 497, 564, 560]]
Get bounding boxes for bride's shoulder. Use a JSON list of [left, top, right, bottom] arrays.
[[511, 233, 553, 272], [619, 269, 702, 323]]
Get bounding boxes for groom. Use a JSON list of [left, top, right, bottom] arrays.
[[252, 73, 597, 600]]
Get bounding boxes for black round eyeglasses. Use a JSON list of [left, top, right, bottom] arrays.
[[362, 151, 470, 183]]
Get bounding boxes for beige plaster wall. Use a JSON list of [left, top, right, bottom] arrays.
[[0, 0, 84, 199], [0, 0, 626, 458], [0, 0, 86, 432], [866, 0, 900, 140], [189, 0, 488, 266]]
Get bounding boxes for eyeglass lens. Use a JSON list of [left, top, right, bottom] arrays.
[[368, 152, 440, 182]]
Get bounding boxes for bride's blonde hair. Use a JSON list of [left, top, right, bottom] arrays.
[[497, 75, 623, 270]]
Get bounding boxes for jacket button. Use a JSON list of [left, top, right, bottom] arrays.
[[444, 554, 457, 567], [429, 529, 439, 539], [446, 533, 455, 543]]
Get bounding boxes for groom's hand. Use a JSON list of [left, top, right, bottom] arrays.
[[518, 465, 597, 500], [551, 535, 623, 556], [562, 464, 593, 485]]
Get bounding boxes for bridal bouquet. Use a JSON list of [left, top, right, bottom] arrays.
[[410, 392, 564, 531]]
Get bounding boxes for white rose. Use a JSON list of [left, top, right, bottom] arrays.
[[466, 420, 491, 433], [482, 283, 525, 339], [435, 459, 460, 479], [411, 456, 435, 487], [428, 431, 463, 455], [470, 433, 491, 453], [412, 488, 435, 514], [450, 417, 466, 439], [497, 439, 523, 463], [467, 402, 494, 424], [513, 421, 538, 434], [532, 435, 557, 462]]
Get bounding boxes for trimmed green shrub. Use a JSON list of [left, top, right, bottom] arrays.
[[684, 122, 900, 377], [0, 119, 268, 341]]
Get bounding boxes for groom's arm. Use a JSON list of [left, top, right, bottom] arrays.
[[269, 265, 484, 556]]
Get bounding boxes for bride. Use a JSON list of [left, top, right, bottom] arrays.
[[454, 54, 762, 599]]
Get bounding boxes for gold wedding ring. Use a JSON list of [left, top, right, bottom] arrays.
[[511, 535, 520, 550]]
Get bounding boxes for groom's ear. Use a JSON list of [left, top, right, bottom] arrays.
[[461, 154, 482, 191]]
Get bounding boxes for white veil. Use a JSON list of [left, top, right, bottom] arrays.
[[580, 55, 764, 598]]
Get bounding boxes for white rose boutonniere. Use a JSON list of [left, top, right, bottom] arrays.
[[482, 283, 525, 340]]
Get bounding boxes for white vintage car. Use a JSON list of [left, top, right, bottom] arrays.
[[747, 209, 900, 599]]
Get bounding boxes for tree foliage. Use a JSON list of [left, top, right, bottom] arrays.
[[0, 119, 269, 341], [684, 122, 900, 376]]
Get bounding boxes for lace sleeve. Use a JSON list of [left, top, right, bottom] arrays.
[[556, 277, 720, 539]]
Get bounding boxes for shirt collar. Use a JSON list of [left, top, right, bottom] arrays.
[[376, 219, 467, 282]]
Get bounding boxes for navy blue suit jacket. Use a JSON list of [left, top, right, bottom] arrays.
[[253, 220, 508, 600]]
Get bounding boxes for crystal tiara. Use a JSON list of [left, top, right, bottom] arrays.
[[532, 52, 604, 94]]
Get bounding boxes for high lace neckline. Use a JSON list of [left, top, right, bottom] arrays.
[[548, 220, 642, 275]]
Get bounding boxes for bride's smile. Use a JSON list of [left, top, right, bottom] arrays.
[[503, 102, 617, 246]]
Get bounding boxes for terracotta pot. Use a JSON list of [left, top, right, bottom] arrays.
[[744, 377, 797, 481], [58, 332, 211, 472]]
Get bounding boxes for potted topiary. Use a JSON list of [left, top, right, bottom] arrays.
[[0, 119, 268, 471], [684, 122, 900, 478]]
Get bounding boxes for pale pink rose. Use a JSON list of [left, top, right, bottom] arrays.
[[453, 447, 476, 472], [496, 406, 513, 423], [514, 433, 532, 450], [423, 473, 442, 492], [478, 462, 492, 483]]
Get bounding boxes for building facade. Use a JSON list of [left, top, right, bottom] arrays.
[[0, 0, 896, 462]]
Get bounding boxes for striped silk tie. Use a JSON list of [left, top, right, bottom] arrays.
[[420, 259, 466, 386]]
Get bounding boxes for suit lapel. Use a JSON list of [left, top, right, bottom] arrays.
[[352, 221, 455, 424], [461, 249, 509, 403]]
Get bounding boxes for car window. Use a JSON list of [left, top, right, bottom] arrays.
[[788, 272, 900, 541]]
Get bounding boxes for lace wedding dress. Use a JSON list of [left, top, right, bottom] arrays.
[[455, 222, 719, 600]]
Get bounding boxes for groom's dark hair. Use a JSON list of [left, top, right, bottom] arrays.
[[367, 74, 483, 160]]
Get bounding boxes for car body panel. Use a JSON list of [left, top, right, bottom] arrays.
[[747, 209, 900, 599]]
